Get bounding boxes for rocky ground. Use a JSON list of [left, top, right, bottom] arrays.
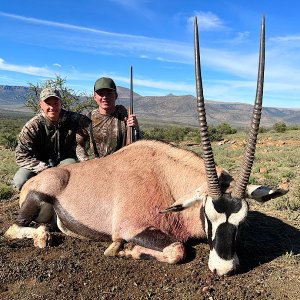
[[1, 136, 300, 299], [0, 198, 299, 300]]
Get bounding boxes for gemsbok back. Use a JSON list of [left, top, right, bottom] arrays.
[[5, 16, 287, 276]]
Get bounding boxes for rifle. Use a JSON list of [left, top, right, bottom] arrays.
[[125, 66, 136, 145]]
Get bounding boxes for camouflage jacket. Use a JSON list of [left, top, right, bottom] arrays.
[[15, 109, 88, 173], [76, 105, 129, 160]]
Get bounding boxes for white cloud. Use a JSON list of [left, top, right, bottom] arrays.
[[270, 35, 300, 43], [202, 48, 259, 78], [0, 57, 53, 76], [1, 11, 300, 108], [188, 11, 227, 31], [0, 11, 192, 64], [230, 31, 250, 44]]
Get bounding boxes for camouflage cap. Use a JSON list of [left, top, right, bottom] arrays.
[[40, 87, 61, 102], [94, 77, 117, 92]]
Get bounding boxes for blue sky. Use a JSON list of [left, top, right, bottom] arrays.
[[0, 0, 299, 108]]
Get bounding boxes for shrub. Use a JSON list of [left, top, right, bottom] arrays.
[[142, 127, 186, 142], [273, 122, 287, 133], [0, 133, 18, 150], [258, 126, 269, 133], [216, 123, 237, 135], [0, 183, 14, 200], [288, 125, 299, 130], [142, 124, 237, 143], [208, 126, 223, 141], [0, 117, 26, 149]]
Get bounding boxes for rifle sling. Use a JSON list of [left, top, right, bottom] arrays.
[[87, 111, 100, 158]]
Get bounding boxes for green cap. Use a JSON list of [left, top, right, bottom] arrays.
[[94, 77, 117, 92], [40, 87, 61, 101]]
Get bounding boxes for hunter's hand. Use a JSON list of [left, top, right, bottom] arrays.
[[126, 114, 139, 128]]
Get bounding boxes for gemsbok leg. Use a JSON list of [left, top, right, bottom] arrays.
[[107, 227, 186, 264]]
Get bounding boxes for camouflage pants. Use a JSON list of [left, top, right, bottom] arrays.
[[13, 158, 77, 191]]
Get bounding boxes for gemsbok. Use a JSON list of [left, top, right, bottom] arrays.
[[5, 16, 287, 276]]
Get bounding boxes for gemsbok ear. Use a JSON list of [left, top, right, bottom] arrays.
[[246, 184, 289, 203], [160, 205, 185, 213], [160, 189, 206, 213]]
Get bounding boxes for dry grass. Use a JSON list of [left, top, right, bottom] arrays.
[[1, 129, 299, 300], [185, 130, 300, 214]]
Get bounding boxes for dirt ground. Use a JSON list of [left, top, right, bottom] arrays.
[[0, 198, 299, 300]]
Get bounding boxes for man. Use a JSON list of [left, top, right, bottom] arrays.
[[76, 77, 140, 160], [13, 87, 88, 190]]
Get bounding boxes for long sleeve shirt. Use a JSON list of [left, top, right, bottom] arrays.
[[76, 105, 129, 161], [16, 109, 88, 173]]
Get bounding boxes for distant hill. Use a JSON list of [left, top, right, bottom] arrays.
[[0, 84, 299, 127], [0, 85, 29, 104], [116, 91, 300, 127]]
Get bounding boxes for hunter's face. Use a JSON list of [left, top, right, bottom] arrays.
[[40, 97, 62, 122], [94, 89, 117, 115]]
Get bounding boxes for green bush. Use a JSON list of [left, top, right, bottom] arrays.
[[273, 122, 287, 133], [258, 126, 269, 133], [142, 123, 237, 143], [0, 183, 14, 200], [208, 127, 223, 141], [216, 123, 237, 135], [142, 127, 186, 142], [288, 125, 299, 130], [0, 133, 18, 150], [0, 117, 27, 149]]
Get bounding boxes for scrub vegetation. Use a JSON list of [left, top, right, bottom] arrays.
[[0, 113, 299, 299]]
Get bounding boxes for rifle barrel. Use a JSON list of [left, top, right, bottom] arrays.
[[130, 66, 134, 143], [130, 66, 133, 114], [126, 66, 134, 145]]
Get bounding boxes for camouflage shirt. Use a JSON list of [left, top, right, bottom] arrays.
[[76, 105, 128, 160], [15, 109, 88, 173]]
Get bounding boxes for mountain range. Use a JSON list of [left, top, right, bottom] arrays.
[[1, 84, 299, 127]]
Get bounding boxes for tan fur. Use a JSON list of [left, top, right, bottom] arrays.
[[8, 140, 287, 243], [59, 140, 221, 240], [14, 140, 227, 242], [5, 139, 287, 275]]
